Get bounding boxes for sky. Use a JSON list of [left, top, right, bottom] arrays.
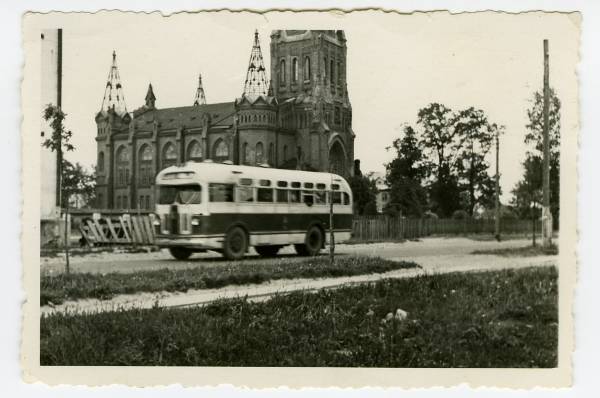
[[51, 10, 579, 202]]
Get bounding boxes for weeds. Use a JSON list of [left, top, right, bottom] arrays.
[[472, 244, 558, 257], [41, 266, 558, 367]]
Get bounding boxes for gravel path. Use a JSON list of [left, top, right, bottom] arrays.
[[41, 237, 556, 316]]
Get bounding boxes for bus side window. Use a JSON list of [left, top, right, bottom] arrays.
[[332, 191, 342, 204], [342, 192, 350, 205], [209, 183, 234, 202], [236, 186, 254, 202], [276, 189, 289, 203], [289, 190, 301, 203], [257, 188, 274, 202], [315, 191, 327, 205], [303, 191, 314, 206]]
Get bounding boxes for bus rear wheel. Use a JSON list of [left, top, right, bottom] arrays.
[[295, 225, 323, 256], [255, 245, 281, 257], [169, 247, 192, 261], [223, 226, 248, 261]]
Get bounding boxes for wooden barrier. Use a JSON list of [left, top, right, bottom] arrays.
[[77, 212, 156, 247], [351, 216, 541, 242]]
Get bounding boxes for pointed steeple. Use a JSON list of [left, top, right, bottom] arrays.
[[100, 50, 127, 116], [145, 83, 156, 108], [193, 74, 207, 106], [242, 30, 269, 97]]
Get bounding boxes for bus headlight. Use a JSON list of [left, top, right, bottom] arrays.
[[153, 219, 161, 226], [191, 217, 200, 226]]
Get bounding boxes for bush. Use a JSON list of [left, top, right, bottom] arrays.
[[452, 210, 469, 220]]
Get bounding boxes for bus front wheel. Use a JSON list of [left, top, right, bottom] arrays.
[[169, 247, 192, 261], [223, 226, 248, 261], [295, 225, 323, 256]]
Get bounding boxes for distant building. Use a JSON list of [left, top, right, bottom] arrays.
[[371, 172, 390, 214], [95, 30, 355, 210]]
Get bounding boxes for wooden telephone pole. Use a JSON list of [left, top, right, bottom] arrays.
[[494, 127, 500, 241], [542, 39, 553, 246]]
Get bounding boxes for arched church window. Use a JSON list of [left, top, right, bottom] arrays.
[[213, 139, 229, 162], [304, 56, 311, 81], [337, 61, 342, 85], [268, 143, 275, 165], [97, 151, 105, 172], [161, 142, 177, 169], [115, 146, 129, 187], [292, 57, 298, 83], [330, 59, 335, 85], [138, 144, 153, 186], [255, 142, 264, 164], [242, 142, 251, 165], [279, 59, 286, 84], [323, 57, 328, 83], [187, 140, 203, 162]]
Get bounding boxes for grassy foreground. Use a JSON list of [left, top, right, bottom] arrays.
[[41, 256, 418, 305], [41, 266, 558, 367]]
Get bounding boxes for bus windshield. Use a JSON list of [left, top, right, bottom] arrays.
[[158, 184, 202, 205]]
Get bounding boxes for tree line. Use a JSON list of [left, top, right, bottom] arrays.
[[349, 89, 561, 225]]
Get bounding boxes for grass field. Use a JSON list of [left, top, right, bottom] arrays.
[[40, 266, 558, 367], [472, 244, 558, 257], [40, 256, 419, 305]]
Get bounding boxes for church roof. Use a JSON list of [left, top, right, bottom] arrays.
[[133, 102, 235, 130]]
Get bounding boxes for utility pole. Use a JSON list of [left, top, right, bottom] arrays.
[[542, 39, 553, 246], [329, 170, 335, 266], [494, 126, 501, 241]]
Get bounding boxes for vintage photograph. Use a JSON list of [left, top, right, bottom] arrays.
[[22, 10, 578, 387]]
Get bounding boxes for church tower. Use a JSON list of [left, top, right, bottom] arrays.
[[270, 30, 354, 176], [95, 51, 131, 209], [235, 30, 278, 166], [193, 74, 207, 106]]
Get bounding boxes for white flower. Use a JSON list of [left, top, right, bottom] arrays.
[[395, 308, 408, 321]]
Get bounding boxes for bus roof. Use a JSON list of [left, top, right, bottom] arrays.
[[156, 161, 351, 190]]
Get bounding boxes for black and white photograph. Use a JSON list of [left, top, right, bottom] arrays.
[[19, 8, 581, 388]]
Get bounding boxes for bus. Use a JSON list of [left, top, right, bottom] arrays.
[[153, 161, 353, 260]]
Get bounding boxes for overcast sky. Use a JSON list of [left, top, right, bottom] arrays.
[[53, 11, 579, 202]]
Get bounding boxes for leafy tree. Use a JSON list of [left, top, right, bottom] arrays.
[[511, 89, 560, 226], [41, 104, 75, 273], [416, 104, 498, 217], [453, 115, 499, 216], [385, 126, 428, 217], [61, 160, 96, 208], [348, 173, 378, 216]]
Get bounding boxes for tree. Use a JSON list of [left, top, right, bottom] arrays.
[[41, 104, 75, 273], [61, 160, 97, 209], [347, 173, 378, 216], [511, 89, 561, 226], [385, 126, 428, 217], [416, 104, 497, 217], [453, 113, 499, 216]]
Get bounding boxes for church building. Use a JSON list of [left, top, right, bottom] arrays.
[[95, 30, 355, 210]]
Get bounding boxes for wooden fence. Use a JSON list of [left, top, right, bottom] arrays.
[[351, 216, 541, 242], [63, 209, 540, 247]]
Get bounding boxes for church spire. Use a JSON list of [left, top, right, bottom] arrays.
[[145, 83, 156, 108], [100, 50, 127, 116], [242, 30, 269, 97], [193, 74, 207, 106]]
